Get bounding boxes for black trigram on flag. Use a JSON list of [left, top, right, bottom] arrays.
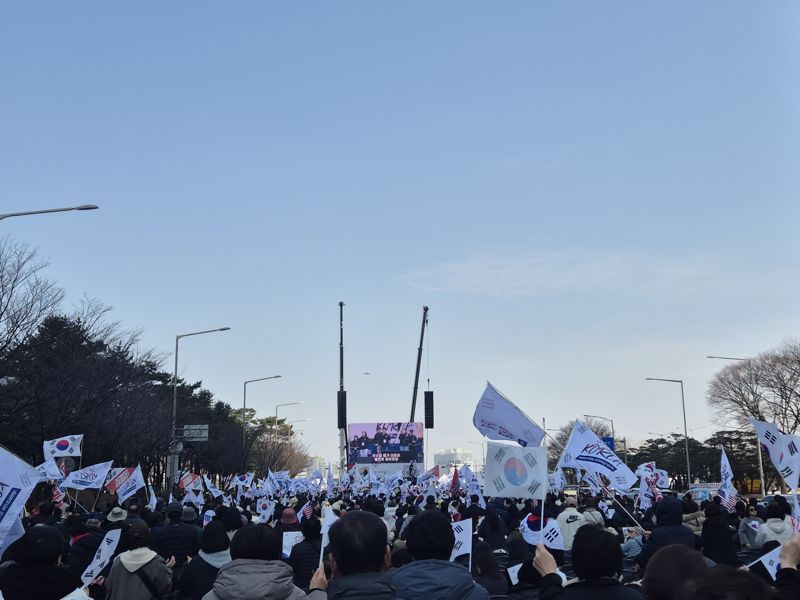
[[788, 440, 799, 456], [94, 548, 102, 559], [493, 476, 506, 492], [453, 524, 464, 535], [523, 453, 538, 468], [105, 538, 114, 545], [494, 448, 507, 462], [453, 540, 463, 552], [84, 570, 94, 578], [527, 480, 541, 496], [780, 466, 794, 478], [765, 431, 778, 444], [544, 528, 560, 544]]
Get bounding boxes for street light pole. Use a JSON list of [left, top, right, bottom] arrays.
[[274, 402, 304, 437], [242, 375, 282, 470], [707, 355, 765, 495], [646, 378, 692, 486], [169, 327, 230, 483], [0, 204, 99, 221]]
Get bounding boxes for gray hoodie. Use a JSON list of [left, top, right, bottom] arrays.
[[201, 559, 307, 600], [105, 548, 172, 600]]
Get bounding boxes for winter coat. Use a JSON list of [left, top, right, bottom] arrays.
[[701, 515, 739, 566], [177, 550, 231, 600], [462, 504, 486, 529], [0, 562, 84, 600], [682, 511, 705, 534], [538, 573, 643, 600], [153, 522, 200, 567], [201, 558, 307, 600], [555, 508, 585, 551], [634, 496, 696, 570], [738, 517, 764, 548], [475, 574, 508, 596], [477, 518, 508, 550], [755, 517, 794, 548], [288, 538, 322, 590], [580, 509, 605, 528], [323, 572, 400, 600], [66, 531, 105, 580], [104, 548, 173, 600], [391, 559, 490, 600], [508, 583, 542, 600]]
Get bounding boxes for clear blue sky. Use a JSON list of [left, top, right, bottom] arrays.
[[2, 2, 798, 465]]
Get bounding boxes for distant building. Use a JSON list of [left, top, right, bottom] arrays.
[[434, 448, 473, 473]]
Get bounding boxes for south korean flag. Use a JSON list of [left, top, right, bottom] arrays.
[[484, 442, 547, 500], [449, 519, 474, 569]]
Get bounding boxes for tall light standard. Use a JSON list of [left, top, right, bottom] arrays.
[[0, 204, 99, 221], [584, 414, 615, 444], [242, 375, 282, 469], [274, 402, 303, 436], [706, 355, 765, 494], [170, 327, 231, 482], [646, 377, 691, 486]]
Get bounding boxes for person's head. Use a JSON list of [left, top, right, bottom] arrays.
[[584, 496, 598, 509], [655, 495, 684, 527], [128, 522, 152, 550], [643, 545, 708, 600], [328, 510, 391, 576], [704, 502, 726, 519], [565, 496, 577, 508], [128, 504, 139, 515], [10, 525, 64, 564], [301, 516, 322, 541], [230, 524, 281, 560], [405, 509, 454, 561], [680, 566, 780, 600], [470, 494, 479, 505], [485, 505, 501, 529], [166, 502, 183, 519], [767, 502, 785, 520], [280, 508, 298, 527], [181, 506, 198, 523], [64, 514, 88, 536], [37, 502, 54, 517], [571, 525, 622, 580], [747, 505, 759, 518], [223, 507, 244, 531], [201, 520, 230, 554]]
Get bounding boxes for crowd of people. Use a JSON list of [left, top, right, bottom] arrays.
[[2, 485, 800, 600]]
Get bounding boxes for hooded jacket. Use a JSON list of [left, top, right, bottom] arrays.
[[738, 516, 764, 548], [701, 512, 739, 566], [755, 517, 794, 548], [105, 548, 173, 600], [634, 496, 695, 570], [201, 558, 307, 600], [391, 559, 490, 600], [323, 571, 399, 600]]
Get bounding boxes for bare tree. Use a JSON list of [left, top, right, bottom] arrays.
[[707, 340, 800, 434], [0, 237, 63, 356]]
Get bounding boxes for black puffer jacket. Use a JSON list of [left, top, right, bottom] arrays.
[[288, 537, 322, 590], [0, 562, 83, 600], [153, 521, 200, 566], [66, 530, 104, 580], [701, 511, 739, 566], [325, 572, 400, 599], [634, 496, 696, 570]]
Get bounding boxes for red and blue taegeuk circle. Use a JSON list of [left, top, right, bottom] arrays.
[[504, 457, 528, 486], [56, 440, 70, 451]]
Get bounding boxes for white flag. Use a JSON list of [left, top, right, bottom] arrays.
[[473, 382, 545, 447], [0, 448, 40, 550], [484, 442, 547, 499], [61, 461, 113, 490], [257, 499, 275, 523], [749, 418, 784, 466], [203, 475, 224, 498], [233, 473, 254, 488], [718, 448, 738, 511], [560, 421, 637, 490], [147, 486, 157, 511], [751, 544, 782, 581], [282, 531, 304, 559], [320, 511, 339, 563], [118, 465, 145, 504], [450, 519, 473, 569], [43, 434, 83, 458], [81, 528, 121, 585], [35, 458, 64, 481], [183, 488, 204, 512], [548, 469, 566, 492], [326, 464, 336, 492]]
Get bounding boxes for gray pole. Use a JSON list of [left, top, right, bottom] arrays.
[[243, 381, 248, 470], [170, 335, 179, 484], [680, 380, 692, 485]]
